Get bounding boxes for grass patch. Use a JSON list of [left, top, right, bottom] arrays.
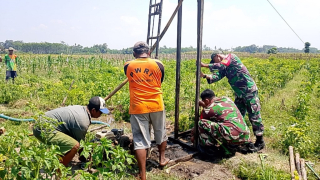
[[233, 161, 290, 180]]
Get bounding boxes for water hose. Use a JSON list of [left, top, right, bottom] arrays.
[[0, 114, 110, 126], [91, 121, 110, 126], [0, 114, 34, 122]]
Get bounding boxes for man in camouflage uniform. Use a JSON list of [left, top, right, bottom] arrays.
[[193, 89, 253, 151], [200, 51, 265, 150]]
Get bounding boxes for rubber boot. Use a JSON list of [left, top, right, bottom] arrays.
[[254, 136, 265, 151]]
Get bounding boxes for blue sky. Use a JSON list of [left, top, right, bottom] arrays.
[[0, 0, 319, 50]]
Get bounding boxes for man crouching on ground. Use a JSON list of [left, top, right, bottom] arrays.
[[192, 89, 256, 154], [33, 96, 109, 166], [124, 41, 169, 180]]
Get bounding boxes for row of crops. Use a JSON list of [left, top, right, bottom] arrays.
[[275, 58, 320, 158], [1, 54, 320, 179], [0, 54, 306, 122]]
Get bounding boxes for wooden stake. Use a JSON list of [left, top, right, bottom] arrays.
[[289, 146, 295, 180], [0, 127, 5, 136], [300, 158, 307, 180], [104, 79, 128, 101], [167, 153, 197, 167], [89, 125, 109, 132], [295, 153, 302, 180], [61, 80, 75, 106]]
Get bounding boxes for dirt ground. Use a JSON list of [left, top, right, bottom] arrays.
[[147, 143, 238, 180], [68, 138, 238, 180], [166, 158, 238, 180], [0, 112, 254, 179], [84, 118, 240, 180]]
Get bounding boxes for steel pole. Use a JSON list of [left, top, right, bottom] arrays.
[[146, 0, 153, 44], [174, 0, 183, 139], [155, 0, 163, 59], [194, 0, 204, 147]]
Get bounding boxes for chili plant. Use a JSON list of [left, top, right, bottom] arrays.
[[79, 137, 135, 179]]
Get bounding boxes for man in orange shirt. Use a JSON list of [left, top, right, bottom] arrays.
[[124, 41, 169, 180]]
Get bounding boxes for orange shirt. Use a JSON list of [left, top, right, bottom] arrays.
[[124, 58, 164, 114]]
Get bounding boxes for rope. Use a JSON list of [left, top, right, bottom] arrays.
[[266, 0, 305, 44]]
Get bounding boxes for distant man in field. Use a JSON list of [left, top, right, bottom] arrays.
[[200, 51, 265, 150], [0, 47, 18, 83], [33, 96, 109, 166], [124, 41, 169, 180], [191, 89, 256, 154]]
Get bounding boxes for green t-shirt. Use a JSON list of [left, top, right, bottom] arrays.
[[4, 54, 18, 71]]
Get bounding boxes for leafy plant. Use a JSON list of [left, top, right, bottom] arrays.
[[281, 122, 314, 157], [0, 130, 71, 179], [233, 161, 290, 180], [79, 137, 135, 179]]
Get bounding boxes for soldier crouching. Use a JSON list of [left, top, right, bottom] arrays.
[[192, 89, 257, 155]]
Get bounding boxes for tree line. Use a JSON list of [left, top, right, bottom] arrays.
[[0, 40, 318, 54], [0, 40, 108, 54], [233, 44, 319, 54]]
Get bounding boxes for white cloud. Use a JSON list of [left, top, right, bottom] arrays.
[[295, 0, 320, 18], [118, 16, 143, 37], [51, 20, 65, 25], [120, 16, 141, 26], [272, 0, 290, 6], [162, 0, 197, 23], [38, 24, 48, 29], [162, 0, 177, 20], [270, 0, 320, 18], [31, 24, 48, 31], [205, 6, 270, 31]]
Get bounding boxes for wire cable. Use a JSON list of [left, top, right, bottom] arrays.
[[266, 0, 305, 44]]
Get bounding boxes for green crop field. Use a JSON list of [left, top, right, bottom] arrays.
[[0, 54, 320, 179]]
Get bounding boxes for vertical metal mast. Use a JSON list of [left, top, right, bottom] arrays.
[[146, 0, 163, 59], [174, 0, 183, 139], [146, 0, 152, 44], [194, 0, 204, 147]]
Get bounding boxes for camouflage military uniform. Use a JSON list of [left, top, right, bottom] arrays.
[[206, 54, 264, 136], [198, 96, 250, 146]]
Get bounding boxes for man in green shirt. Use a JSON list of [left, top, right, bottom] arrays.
[[0, 47, 18, 83], [33, 96, 109, 166]]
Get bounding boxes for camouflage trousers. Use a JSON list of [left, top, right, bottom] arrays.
[[198, 119, 250, 147], [234, 91, 264, 136]]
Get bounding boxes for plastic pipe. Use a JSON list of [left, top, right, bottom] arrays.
[[0, 114, 34, 122], [91, 121, 110, 126]]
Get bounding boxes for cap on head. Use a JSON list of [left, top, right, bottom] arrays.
[[8, 47, 14, 51], [133, 41, 150, 55], [210, 50, 222, 60], [88, 96, 109, 114]]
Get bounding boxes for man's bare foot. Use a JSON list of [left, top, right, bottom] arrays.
[[159, 157, 170, 167]]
